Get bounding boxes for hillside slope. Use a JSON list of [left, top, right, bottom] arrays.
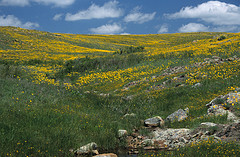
[[0, 26, 240, 156]]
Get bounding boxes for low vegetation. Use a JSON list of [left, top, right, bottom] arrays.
[[0, 26, 240, 156]]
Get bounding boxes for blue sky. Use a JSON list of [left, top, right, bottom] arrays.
[[0, 0, 239, 34]]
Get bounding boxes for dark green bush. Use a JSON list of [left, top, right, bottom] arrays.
[[25, 59, 44, 65], [55, 54, 144, 79], [218, 35, 226, 41], [115, 46, 144, 54]]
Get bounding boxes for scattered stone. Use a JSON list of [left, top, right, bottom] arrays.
[[205, 94, 229, 107], [152, 128, 191, 148], [216, 122, 240, 141], [200, 135, 209, 141], [212, 56, 221, 60], [192, 83, 201, 87], [142, 139, 154, 146], [207, 105, 227, 116], [75, 142, 98, 156], [166, 108, 189, 122], [99, 93, 110, 97], [118, 130, 128, 138], [123, 113, 136, 118], [144, 116, 164, 127], [227, 57, 235, 61], [93, 153, 118, 157], [179, 137, 188, 143], [201, 122, 217, 127], [207, 105, 239, 122]]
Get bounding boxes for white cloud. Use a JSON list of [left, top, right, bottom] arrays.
[[0, 0, 75, 7], [0, 0, 29, 6], [124, 7, 156, 24], [65, 0, 123, 21], [90, 23, 123, 34], [53, 14, 63, 21], [120, 32, 131, 35], [0, 15, 39, 29], [178, 23, 209, 32], [212, 26, 240, 32], [158, 24, 168, 33], [167, 1, 240, 25], [33, 0, 75, 7]]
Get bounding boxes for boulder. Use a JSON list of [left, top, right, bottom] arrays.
[[207, 105, 238, 122], [192, 83, 201, 87], [166, 108, 189, 122], [207, 105, 227, 116], [123, 113, 136, 118], [142, 139, 154, 146], [205, 94, 229, 107], [75, 142, 98, 155], [118, 130, 128, 138], [152, 128, 191, 148], [200, 122, 217, 127], [212, 56, 221, 60], [93, 153, 118, 157], [227, 57, 234, 61], [144, 116, 164, 127]]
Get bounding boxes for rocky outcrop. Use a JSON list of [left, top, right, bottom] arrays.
[[118, 130, 128, 138], [216, 122, 240, 142], [166, 108, 189, 122], [152, 128, 191, 148], [75, 142, 99, 156], [144, 116, 164, 127], [206, 91, 240, 123], [93, 153, 118, 157]]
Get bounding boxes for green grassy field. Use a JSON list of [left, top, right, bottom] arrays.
[[0, 26, 240, 156]]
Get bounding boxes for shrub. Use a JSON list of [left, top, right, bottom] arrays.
[[54, 54, 144, 79], [218, 35, 226, 41], [115, 46, 144, 54]]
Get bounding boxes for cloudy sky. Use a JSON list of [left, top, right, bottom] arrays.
[[0, 0, 239, 34]]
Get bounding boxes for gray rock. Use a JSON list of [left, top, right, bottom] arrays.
[[201, 122, 217, 127], [201, 135, 209, 141], [152, 128, 191, 142], [179, 137, 188, 143], [226, 111, 239, 122], [207, 105, 238, 121], [207, 105, 227, 115], [212, 56, 221, 60], [142, 139, 154, 146], [75, 142, 98, 155], [123, 113, 136, 118], [118, 130, 128, 138], [99, 93, 110, 97], [173, 142, 185, 148], [193, 83, 201, 87], [206, 94, 229, 107], [93, 153, 118, 157], [166, 108, 188, 122], [144, 116, 164, 127]]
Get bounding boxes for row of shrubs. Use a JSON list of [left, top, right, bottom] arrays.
[[114, 46, 144, 54], [55, 53, 145, 79]]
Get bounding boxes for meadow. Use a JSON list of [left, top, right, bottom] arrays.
[[0, 26, 240, 156]]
